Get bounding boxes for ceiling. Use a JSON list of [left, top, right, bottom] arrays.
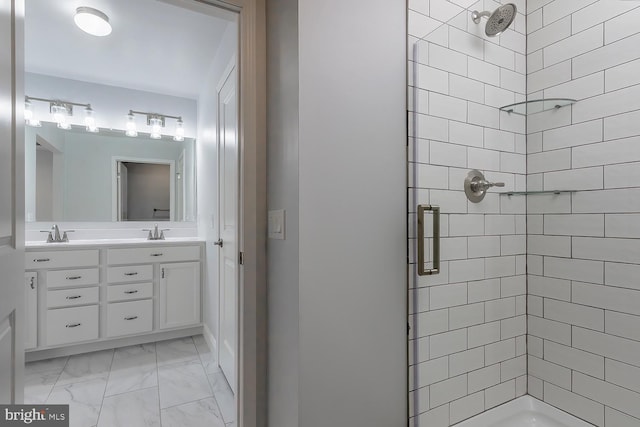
[[25, 0, 233, 100]]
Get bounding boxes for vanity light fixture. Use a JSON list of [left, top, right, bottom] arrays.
[[74, 7, 112, 37], [127, 110, 185, 141], [25, 96, 98, 132]]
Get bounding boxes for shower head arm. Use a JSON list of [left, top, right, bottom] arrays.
[[471, 10, 492, 24]]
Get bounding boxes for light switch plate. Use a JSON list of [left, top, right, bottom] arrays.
[[268, 209, 285, 240]]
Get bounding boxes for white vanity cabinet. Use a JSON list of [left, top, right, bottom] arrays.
[[159, 262, 201, 329], [25, 241, 203, 356], [26, 249, 101, 347]]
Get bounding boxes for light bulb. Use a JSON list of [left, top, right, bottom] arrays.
[[125, 113, 137, 137], [173, 118, 184, 142], [150, 117, 162, 139], [52, 104, 66, 124], [84, 107, 98, 133], [27, 119, 42, 128], [25, 100, 40, 127], [24, 100, 33, 121]]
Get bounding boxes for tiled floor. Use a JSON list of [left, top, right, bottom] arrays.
[[24, 335, 235, 427]]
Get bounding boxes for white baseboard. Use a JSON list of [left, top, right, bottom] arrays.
[[203, 323, 217, 356], [26, 326, 203, 362]]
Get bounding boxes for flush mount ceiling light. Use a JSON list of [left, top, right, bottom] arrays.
[[74, 7, 112, 37]]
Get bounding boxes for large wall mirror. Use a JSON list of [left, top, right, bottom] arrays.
[[25, 123, 196, 222]]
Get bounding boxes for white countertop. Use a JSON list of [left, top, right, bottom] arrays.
[[25, 237, 205, 249]]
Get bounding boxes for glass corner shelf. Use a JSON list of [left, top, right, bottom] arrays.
[[499, 98, 577, 116], [499, 190, 577, 196]]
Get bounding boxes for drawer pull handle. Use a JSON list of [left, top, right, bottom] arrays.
[[34, 258, 50, 263], [124, 272, 139, 276], [66, 323, 81, 328], [124, 316, 138, 321], [66, 295, 82, 300], [66, 276, 82, 280], [124, 290, 139, 294], [150, 253, 163, 257]]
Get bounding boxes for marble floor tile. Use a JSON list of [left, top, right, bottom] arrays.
[[105, 344, 157, 397], [46, 378, 106, 427], [156, 337, 199, 367], [97, 387, 161, 427], [158, 360, 212, 409], [193, 336, 220, 375], [160, 397, 225, 427], [57, 349, 114, 386], [207, 372, 235, 423], [25, 356, 68, 374], [24, 370, 59, 404]]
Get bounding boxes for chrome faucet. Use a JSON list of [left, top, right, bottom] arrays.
[[143, 224, 169, 240], [41, 224, 74, 243]]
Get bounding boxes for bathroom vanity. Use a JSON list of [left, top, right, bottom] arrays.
[[24, 238, 204, 360]]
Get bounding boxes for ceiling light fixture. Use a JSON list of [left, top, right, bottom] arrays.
[[127, 110, 184, 141], [74, 7, 112, 37]]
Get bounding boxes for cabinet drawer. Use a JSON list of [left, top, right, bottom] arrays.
[[107, 300, 153, 338], [107, 246, 200, 265], [107, 282, 153, 302], [47, 287, 99, 308], [46, 305, 98, 347], [47, 268, 99, 289], [26, 250, 98, 269], [107, 265, 153, 283]]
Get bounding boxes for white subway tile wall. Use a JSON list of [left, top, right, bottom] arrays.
[[409, 0, 527, 425], [527, 1, 640, 426], [409, 1, 640, 426]]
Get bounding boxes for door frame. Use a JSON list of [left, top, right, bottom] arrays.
[[14, 0, 266, 422], [4, 0, 26, 404], [111, 156, 176, 221], [162, 0, 267, 425]]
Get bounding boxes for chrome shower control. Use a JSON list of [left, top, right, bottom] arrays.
[[464, 170, 505, 203]]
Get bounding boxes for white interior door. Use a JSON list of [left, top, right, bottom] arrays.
[[117, 161, 128, 221], [217, 63, 238, 394], [0, 0, 25, 404], [176, 151, 185, 221]]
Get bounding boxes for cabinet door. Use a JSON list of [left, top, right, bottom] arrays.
[[159, 262, 200, 329], [24, 273, 37, 350]]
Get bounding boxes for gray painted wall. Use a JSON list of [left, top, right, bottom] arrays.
[[266, 0, 299, 425], [267, 0, 407, 425]]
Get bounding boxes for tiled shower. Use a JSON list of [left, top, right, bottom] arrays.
[[408, 0, 640, 425]]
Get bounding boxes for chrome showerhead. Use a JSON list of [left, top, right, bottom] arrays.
[[471, 3, 517, 37]]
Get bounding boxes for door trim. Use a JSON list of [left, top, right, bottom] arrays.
[[191, 1, 267, 426]]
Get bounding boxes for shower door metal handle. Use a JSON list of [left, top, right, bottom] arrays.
[[417, 204, 440, 276]]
